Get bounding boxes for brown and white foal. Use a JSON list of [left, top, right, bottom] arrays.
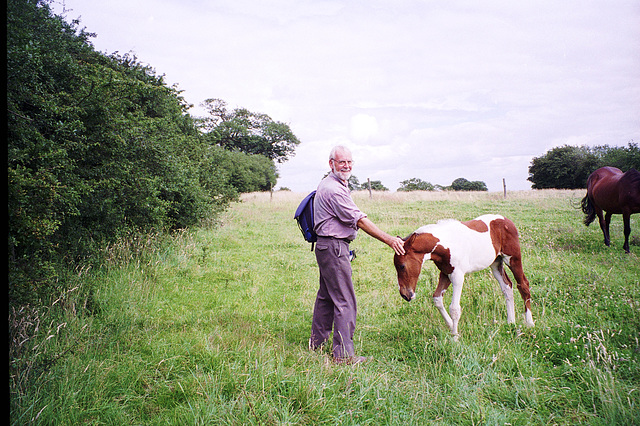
[[393, 214, 534, 340]]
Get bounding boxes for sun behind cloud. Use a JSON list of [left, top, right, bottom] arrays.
[[349, 113, 379, 142]]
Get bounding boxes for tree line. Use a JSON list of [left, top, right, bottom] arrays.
[[7, 0, 299, 306], [298, 176, 487, 192], [355, 144, 638, 193], [396, 177, 488, 192], [302, 175, 488, 192]]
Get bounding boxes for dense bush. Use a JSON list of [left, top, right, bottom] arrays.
[[528, 143, 640, 189], [450, 177, 488, 191], [7, 0, 285, 306]]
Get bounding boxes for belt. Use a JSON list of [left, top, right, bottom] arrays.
[[317, 235, 352, 244]]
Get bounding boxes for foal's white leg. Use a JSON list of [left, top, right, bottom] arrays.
[[433, 295, 453, 331], [490, 260, 515, 324], [448, 272, 465, 340], [432, 272, 454, 335]]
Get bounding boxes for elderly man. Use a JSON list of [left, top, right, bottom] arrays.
[[310, 145, 405, 364]]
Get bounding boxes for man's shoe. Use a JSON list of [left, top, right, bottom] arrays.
[[333, 356, 372, 365]]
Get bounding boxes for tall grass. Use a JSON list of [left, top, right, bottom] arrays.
[[10, 190, 640, 425]]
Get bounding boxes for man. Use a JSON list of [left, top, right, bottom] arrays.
[[310, 145, 405, 364]]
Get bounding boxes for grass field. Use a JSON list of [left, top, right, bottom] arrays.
[[10, 190, 640, 425]]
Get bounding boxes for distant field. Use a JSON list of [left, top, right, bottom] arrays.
[[11, 190, 639, 425]]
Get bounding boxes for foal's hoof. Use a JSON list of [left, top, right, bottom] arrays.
[[525, 311, 535, 327]]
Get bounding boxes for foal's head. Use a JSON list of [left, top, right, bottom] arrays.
[[393, 233, 426, 302]]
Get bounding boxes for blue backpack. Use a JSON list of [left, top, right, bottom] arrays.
[[294, 190, 356, 261], [294, 191, 317, 250]]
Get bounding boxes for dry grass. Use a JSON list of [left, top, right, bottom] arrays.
[[244, 189, 587, 204]]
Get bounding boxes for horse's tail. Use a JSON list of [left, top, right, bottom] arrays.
[[580, 194, 596, 226]]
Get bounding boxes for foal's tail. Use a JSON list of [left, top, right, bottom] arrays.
[[580, 194, 596, 226]]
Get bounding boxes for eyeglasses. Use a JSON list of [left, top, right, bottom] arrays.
[[331, 159, 354, 166]]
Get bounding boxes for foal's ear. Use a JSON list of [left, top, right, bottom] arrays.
[[403, 233, 417, 247]]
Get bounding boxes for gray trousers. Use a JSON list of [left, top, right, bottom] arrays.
[[310, 236, 356, 359]]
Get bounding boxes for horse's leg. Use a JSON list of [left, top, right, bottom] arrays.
[[595, 207, 608, 246], [623, 211, 631, 253], [504, 255, 534, 327], [432, 272, 453, 333], [603, 211, 612, 247], [490, 258, 515, 324], [447, 271, 465, 340]]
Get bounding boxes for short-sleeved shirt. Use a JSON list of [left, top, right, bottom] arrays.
[[313, 173, 367, 241]]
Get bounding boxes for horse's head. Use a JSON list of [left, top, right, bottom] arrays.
[[393, 233, 426, 302]]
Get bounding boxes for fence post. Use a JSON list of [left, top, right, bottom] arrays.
[[368, 178, 372, 199], [503, 178, 507, 199]]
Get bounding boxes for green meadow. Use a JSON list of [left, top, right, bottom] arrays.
[[10, 190, 640, 425]]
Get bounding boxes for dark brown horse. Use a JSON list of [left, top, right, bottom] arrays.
[[581, 167, 640, 253]]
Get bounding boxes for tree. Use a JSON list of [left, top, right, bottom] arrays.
[[348, 175, 361, 191], [199, 98, 300, 164], [368, 180, 389, 191], [596, 142, 640, 171], [529, 143, 640, 189], [450, 178, 488, 191], [398, 178, 435, 191], [528, 145, 599, 189]]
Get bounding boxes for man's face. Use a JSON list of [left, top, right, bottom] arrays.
[[330, 151, 353, 182]]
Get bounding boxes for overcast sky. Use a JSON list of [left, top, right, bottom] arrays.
[[51, 0, 639, 192]]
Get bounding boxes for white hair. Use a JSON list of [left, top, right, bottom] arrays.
[[329, 145, 351, 161]]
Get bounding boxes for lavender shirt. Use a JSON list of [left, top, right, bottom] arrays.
[[313, 173, 367, 241]]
